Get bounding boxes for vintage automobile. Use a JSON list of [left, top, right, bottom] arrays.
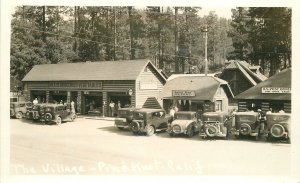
[[265, 112, 291, 141], [43, 104, 77, 125], [88, 107, 102, 116], [167, 111, 201, 137], [26, 103, 46, 121], [200, 112, 229, 139], [114, 108, 138, 130], [10, 101, 33, 119], [130, 108, 173, 136], [232, 111, 263, 140]]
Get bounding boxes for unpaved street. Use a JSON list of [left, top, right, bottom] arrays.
[[10, 117, 290, 176]]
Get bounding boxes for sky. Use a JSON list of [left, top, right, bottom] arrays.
[[199, 7, 234, 19]]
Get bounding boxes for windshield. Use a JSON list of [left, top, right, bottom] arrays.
[[236, 115, 256, 123], [174, 113, 192, 120], [203, 115, 221, 122], [133, 112, 145, 120]]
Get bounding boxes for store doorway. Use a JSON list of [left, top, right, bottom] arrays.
[[49, 91, 67, 104], [31, 90, 46, 103], [108, 92, 131, 117], [82, 92, 102, 115]]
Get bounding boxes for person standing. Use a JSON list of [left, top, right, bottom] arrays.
[[33, 98, 38, 105], [71, 100, 75, 114], [169, 107, 175, 120], [109, 101, 115, 117]]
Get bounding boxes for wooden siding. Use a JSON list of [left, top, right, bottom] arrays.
[[213, 86, 229, 113], [135, 64, 165, 108], [220, 70, 253, 96]]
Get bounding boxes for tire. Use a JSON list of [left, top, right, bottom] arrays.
[[146, 125, 155, 136], [186, 125, 194, 138], [131, 121, 140, 134], [56, 117, 62, 125], [205, 125, 218, 137], [240, 123, 251, 136], [44, 113, 52, 122], [16, 112, 23, 119], [270, 124, 285, 138], [70, 114, 76, 122]]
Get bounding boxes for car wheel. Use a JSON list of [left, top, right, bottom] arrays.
[[146, 125, 155, 136], [56, 117, 62, 125], [131, 121, 140, 134], [45, 113, 52, 122], [16, 112, 23, 119], [186, 125, 194, 138]]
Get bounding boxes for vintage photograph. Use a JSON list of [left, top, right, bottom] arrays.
[[1, 1, 299, 182]]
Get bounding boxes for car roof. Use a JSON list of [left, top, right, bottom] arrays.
[[134, 108, 165, 113], [235, 111, 258, 115], [11, 101, 32, 104], [175, 111, 196, 114], [203, 112, 227, 116], [119, 108, 139, 111]]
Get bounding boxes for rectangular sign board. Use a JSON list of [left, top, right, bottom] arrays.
[[172, 90, 196, 97], [262, 87, 291, 94]]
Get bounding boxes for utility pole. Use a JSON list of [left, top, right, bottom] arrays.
[[113, 7, 117, 61], [174, 7, 179, 73]]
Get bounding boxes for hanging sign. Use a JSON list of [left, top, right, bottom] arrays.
[[262, 87, 291, 94], [172, 90, 196, 97]]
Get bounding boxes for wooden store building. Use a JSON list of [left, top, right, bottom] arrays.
[[22, 59, 166, 116], [235, 68, 291, 113], [158, 75, 234, 115]]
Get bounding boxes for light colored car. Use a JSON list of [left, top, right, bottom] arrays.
[[167, 111, 201, 137]]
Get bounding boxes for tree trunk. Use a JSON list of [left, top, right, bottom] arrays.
[[42, 6, 46, 42], [128, 6, 135, 60]]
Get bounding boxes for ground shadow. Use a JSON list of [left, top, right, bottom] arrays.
[[17, 118, 47, 126], [97, 125, 136, 137]]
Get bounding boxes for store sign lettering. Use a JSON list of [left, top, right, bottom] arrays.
[[262, 87, 291, 94], [49, 81, 102, 89], [172, 90, 196, 97]]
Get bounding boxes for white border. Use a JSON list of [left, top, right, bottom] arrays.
[[1, 0, 300, 183]]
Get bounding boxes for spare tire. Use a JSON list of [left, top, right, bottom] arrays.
[[44, 113, 52, 122], [240, 123, 251, 136], [131, 121, 140, 134], [270, 124, 285, 138], [205, 125, 218, 137]]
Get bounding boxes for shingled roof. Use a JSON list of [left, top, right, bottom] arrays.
[[22, 59, 165, 81], [220, 60, 267, 85], [235, 68, 291, 101], [159, 75, 234, 101]]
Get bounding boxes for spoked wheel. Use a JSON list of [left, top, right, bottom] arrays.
[[56, 117, 62, 125], [16, 112, 23, 119], [146, 125, 155, 136]]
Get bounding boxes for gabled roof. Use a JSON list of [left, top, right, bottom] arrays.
[[22, 59, 166, 81], [235, 68, 291, 101], [159, 75, 234, 101], [220, 60, 267, 85]]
